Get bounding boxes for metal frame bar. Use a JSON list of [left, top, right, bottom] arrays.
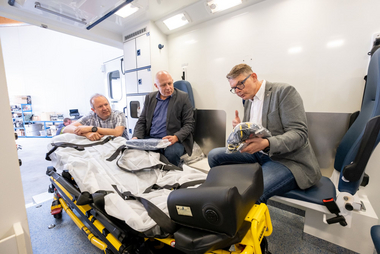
[[86, 0, 134, 30], [34, 2, 87, 25]]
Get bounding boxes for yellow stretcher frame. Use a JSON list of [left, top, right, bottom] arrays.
[[50, 176, 273, 254]]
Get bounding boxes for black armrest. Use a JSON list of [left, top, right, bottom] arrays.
[[343, 116, 380, 181]]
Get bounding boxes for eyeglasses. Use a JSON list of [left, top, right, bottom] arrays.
[[230, 74, 251, 94]]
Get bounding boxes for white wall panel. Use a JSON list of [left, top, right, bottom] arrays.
[[168, 0, 380, 129]]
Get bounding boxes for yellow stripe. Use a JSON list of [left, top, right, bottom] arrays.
[[52, 177, 122, 251]]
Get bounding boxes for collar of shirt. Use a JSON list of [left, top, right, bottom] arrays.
[[249, 80, 266, 125], [249, 80, 266, 103], [156, 92, 172, 101], [94, 111, 112, 122]]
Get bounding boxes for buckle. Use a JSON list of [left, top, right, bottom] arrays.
[[122, 191, 134, 200]]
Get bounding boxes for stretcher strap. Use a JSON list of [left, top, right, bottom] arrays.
[[112, 185, 177, 234], [106, 145, 127, 161], [107, 145, 183, 173], [45, 136, 115, 161], [143, 179, 205, 194]]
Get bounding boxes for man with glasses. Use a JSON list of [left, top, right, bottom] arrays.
[[208, 64, 321, 204], [132, 71, 195, 167]]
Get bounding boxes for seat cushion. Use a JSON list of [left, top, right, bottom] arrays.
[[371, 225, 380, 253], [279, 176, 336, 205], [174, 222, 250, 254]]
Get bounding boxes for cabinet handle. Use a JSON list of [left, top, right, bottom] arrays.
[[137, 49, 141, 56], [138, 79, 142, 85]]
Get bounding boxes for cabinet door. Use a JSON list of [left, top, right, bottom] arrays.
[[136, 33, 151, 68], [125, 72, 138, 94], [137, 68, 153, 93], [123, 39, 137, 71]]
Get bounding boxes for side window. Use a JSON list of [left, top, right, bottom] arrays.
[[108, 70, 122, 101]]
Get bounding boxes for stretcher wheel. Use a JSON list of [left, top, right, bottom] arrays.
[[53, 213, 62, 219]]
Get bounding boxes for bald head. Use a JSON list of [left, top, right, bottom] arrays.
[[154, 71, 174, 99]]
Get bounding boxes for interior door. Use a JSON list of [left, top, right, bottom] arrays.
[[104, 56, 127, 116]]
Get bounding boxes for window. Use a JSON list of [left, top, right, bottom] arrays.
[[108, 70, 122, 101]]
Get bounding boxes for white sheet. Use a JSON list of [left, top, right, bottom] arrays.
[[48, 134, 207, 233]]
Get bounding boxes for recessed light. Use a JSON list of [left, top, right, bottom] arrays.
[[206, 0, 243, 14], [163, 13, 189, 30], [115, 4, 139, 18]]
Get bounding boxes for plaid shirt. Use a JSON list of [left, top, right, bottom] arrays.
[[78, 110, 128, 139]]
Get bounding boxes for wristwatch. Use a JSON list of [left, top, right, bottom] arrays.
[[263, 138, 270, 153], [91, 126, 98, 132]]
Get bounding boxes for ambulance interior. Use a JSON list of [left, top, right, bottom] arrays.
[[1, 0, 380, 253]]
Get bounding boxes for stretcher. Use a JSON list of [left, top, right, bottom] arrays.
[[46, 134, 272, 254]]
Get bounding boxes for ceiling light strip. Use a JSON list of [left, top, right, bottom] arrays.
[[34, 2, 87, 25], [86, 0, 134, 30]]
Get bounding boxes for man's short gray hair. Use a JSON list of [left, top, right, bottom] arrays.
[[226, 64, 253, 79], [90, 94, 107, 108]]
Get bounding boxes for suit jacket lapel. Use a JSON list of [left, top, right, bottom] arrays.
[[166, 89, 177, 127], [262, 82, 273, 128], [147, 92, 158, 130]]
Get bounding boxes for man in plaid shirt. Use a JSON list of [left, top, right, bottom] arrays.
[[64, 94, 128, 141]]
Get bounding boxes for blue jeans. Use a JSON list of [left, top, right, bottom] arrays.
[[208, 147, 298, 203], [145, 136, 185, 166], [158, 142, 184, 167]]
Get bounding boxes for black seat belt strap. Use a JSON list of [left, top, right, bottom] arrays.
[[106, 145, 127, 161], [46, 136, 115, 161], [112, 185, 177, 234], [322, 198, 347, 226], [143, 179, 205, 194], [108, 146, 183, 173]]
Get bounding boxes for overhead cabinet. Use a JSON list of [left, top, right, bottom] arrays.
[[123, 34, 151, 70], [123, 33, 152, 94]]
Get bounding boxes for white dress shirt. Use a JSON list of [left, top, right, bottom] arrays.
[[249, 80, 266, 125]]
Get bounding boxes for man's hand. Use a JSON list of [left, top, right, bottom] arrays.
[[132, 137, 138, 140], [74, 126, 92, 135], [163, 135, 178, 145], [232, 110, 241, 129], [84, 132, 103, 141], [240, 138, 269, 154]]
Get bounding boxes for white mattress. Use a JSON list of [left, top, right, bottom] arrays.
[[48, 134, 207, 234]]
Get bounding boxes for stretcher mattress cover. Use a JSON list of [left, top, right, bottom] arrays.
[[48, 134, 207, 234]]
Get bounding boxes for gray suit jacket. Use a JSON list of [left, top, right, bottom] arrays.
[[243, 82, 321, 189], [133, 88, 195, 156]]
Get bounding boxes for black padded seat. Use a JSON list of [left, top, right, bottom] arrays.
[[280, 176, 336, 205], [168, 163, 263, 238], [174, 222, 251, 254]]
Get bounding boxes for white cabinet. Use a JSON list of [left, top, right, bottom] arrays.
[[137, 68, 153, 93], [123, 39, 137, 70], [136, 34, 151, 68], [125, 68, 152, 94], [122, 22, 169, 137], [123, 33, 152, 94], [125, 72, 138, 94]]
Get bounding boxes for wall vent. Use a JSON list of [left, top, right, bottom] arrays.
[[124, 27, 147, 42]]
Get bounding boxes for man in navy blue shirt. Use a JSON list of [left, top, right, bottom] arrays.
[[132, 71, 194, 166]]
